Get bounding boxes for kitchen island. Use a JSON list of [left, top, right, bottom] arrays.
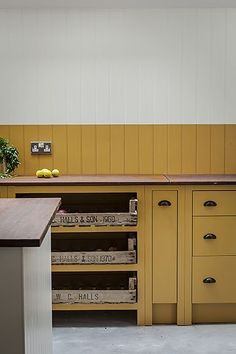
[[0, 198, 60, 354]]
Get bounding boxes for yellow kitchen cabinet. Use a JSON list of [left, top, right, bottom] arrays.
[[193, 256, 236, 303], [193, 191, 236, 216], [152, 190, 178, 324], [193, 216, 236, 256], [0, 187, 7, 198]]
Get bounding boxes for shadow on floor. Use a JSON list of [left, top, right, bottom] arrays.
[[53, 310, 137, 328]]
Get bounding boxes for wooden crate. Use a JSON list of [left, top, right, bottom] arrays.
[[52, 277, 137, 304], [51, 250, 136, 264], [52, 199, 138, 227]]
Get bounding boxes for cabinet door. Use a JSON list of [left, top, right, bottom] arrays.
[[153, 191, 177, 303]]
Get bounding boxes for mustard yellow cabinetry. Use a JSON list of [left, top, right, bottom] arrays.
[[0, 187, 7, 198], [191, 187, 236, 324], [152, 190, 178, 324]]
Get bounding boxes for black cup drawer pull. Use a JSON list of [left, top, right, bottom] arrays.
[[203, 277, 216, 284], [203, 233, 217, 240], [204, 200, 217, 207], [158, 200, 172, 207]]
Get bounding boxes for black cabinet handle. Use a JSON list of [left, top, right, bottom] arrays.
[[204, 200, 217, 207], [203, 233, 217, 240], [158, 200, 172, 207], [203, 277, 216, 284]]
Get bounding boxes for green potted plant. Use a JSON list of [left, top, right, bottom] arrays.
[[0, 137, 20, 178]]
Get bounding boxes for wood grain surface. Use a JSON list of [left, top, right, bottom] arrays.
[[0, 174, 236, 186], [0, 198, 61, 247]]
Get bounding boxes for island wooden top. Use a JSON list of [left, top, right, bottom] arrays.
[[0, 198, 61, 247]]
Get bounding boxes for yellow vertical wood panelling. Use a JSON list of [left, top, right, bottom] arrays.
[[181, 125, 197, 174], [52, 126, 68, 174], [139, 125, 154, 174], [81, 126, 96, 174], [38, 125, 53, 171], [96, 125, 111, 174], [0, 124, 236, 175], [196, 125, 211, 174], [124, 125, 139, 174], [110, 125, 125, 174], [67, 126, 82, 175], [24, 125, 39, 175], [0, 126, 10, 140], [168, 125, 182, 174], [225, 125, 236, 173], [9, 126, 25, 175], [210, 125, 225, 173], [153, 125, 168, 174]]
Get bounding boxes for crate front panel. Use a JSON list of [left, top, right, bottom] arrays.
[[52, 251, 136, 264], [52, 289, 136, 304]]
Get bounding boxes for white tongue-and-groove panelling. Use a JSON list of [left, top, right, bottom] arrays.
[[0, 8, 235, 124]]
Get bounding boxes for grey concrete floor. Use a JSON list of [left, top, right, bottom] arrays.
[[53, 312, 236, 354]]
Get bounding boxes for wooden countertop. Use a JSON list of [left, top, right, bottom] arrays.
[[0, 198, 61, 247], [0, 174, 236, 185], [165, 174, 236, 185], [0, 175, 168, 186]]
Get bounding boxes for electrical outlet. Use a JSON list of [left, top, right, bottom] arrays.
[[31, 141, 52, 155]]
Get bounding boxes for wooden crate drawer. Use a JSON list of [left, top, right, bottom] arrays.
[[52, 250, 136, 264], [193, 191, 236, 216], [193, 256, 236, 303], [52, 289, 136, 304], [193, 217, 236, 256]]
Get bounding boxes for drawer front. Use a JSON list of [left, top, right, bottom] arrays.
[[193, 256, 236, 303], [193, 191, 236, 216], [193, 217, 236, 256]]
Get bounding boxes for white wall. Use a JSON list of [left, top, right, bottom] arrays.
[[0, 8, 236, 124]]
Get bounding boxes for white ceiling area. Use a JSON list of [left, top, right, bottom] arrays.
[[0, 0, 236, 8]]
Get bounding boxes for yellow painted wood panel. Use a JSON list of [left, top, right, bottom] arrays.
[[153, 125, 168, 174], [153, 190, 178, 303], [96, 125, 110, 174], [53, 126, 68, 174], [152, 304, 177, 324], [210, 125, 225, 173], [0, 187, 7, 198], [110, 125, 125, 174], [0, 124, 235, 175], [38, 125, 53, 171], [138, 125, 154, 174], [24, 125, 39, 175], [167, 125, 182, 174], [193, 304, 236, 323], [124, 125, 139, 174], [193, 216, 236, 256], [225, 125, 236, 173], [181, 125, 196, 173], [196, 125, 211, 173], [81, 126, 96, 174], [67, 126, 82, 174], [0, 126, 10, 140], [9, 125, 25, 175], [192, 256, 236, 303], [193, 191, 236, 216]]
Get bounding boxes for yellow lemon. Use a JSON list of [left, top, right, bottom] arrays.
[[52, 169, 60, 177], [36, 170, 44, 178], [43, 169, 52, 178]]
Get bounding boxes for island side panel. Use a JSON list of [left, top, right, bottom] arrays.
[[0, 248, 24, 354], [23, 229, 52, 354]]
